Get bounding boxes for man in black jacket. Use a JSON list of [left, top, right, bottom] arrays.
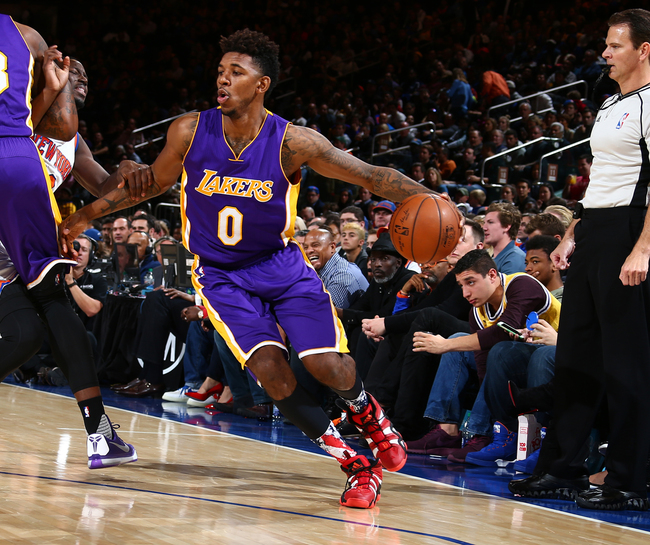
[[338, 231, 415, 378]]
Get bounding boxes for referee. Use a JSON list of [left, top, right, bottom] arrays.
[[510, 9, 650, 511]]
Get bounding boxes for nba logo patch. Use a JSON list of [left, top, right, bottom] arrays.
[[84, 406, 90, 418], [616, 113, 630, 129]]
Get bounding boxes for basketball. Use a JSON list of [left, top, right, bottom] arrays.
[[389, 193, 463, 264]]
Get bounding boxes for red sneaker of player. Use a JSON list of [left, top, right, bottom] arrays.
[[340, 455, 383, 509], [344, 393, 407, 472]]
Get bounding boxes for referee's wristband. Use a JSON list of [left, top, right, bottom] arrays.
[[66, 280, 77, 288]]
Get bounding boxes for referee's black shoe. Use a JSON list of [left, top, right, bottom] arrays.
[[576, 485, 649, 511], [509, 473, 589, 500]]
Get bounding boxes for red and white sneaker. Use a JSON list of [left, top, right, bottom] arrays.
[[340, 455, 383, 509], [344, 393, 407, 472]]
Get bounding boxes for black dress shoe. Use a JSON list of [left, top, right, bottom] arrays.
[[111, 378, 144, 391], [206, 399, 234, 413], [509, 473, 590, 500], [236, 403, 272, 420], [577, 484, 650, 511], [117, 380, 165, 398]]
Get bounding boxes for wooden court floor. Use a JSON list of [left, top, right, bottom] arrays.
[[0, 384, 648, 544]]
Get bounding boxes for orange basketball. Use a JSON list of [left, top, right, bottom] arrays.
[[389, 193, 463, 264]]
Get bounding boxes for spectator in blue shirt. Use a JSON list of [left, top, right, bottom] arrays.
[[302, 228, 368, 309]]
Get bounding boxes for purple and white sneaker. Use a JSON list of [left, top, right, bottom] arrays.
[[87, 427, 137, 469]]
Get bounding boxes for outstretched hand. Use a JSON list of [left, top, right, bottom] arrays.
[[59, 211, 88, 259], [114, 161, 155, 200], [42, 46, 70, 93]]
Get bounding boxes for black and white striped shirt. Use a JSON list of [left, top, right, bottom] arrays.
[[582, 82, 650, 209]]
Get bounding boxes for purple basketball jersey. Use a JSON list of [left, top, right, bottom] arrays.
[[181, 108, 300, 269], [0, 15, 34, 138]]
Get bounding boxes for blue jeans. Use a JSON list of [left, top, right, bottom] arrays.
[[214, 332, 271, 406], [182, 322, 213, 389], [423, 333, 493, 436], [483, 341, 555, 431]]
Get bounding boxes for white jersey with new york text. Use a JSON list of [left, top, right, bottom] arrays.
[[581, 83, 650, 209]]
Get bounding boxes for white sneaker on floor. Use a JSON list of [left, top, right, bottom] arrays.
[[162, 385, 194, 403]]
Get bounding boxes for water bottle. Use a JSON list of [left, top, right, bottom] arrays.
[[143, 268, 155, 292], [459, 410, 472, 446]]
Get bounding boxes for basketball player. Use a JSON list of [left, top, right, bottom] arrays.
[[509, 9, 650, 510], [0, 18, 145, 468], [61, 30, 435, 507]]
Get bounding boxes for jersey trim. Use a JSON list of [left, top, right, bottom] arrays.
[[11, 17, 35, 134], [222, 110, 269, 161], [180, 112, 201, 254]]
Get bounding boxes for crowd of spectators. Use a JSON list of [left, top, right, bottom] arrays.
[[16, 0, 634, 484]]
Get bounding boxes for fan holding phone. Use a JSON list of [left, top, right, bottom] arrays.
[[497, 312, 558, 346]]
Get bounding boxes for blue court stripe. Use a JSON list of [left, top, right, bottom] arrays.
[[0, 470, 475, 544]]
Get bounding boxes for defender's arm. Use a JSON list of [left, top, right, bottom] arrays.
[[59, 113, 198, 255]]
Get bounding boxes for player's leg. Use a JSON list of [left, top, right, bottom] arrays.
[[27, 265, 137, 468], [268, 245, 406, 474], [247, 345, 382, 509], [0, 142, 135, 468], [0, 281, 47, 379], [194, 258, 381, 508]]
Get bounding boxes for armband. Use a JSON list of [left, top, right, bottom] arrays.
[[66, 280, 77, 288]]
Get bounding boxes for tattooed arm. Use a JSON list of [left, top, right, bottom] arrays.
[[59, 113, 198, 256], [34, 78, 77, 140], [282, 125, 435, 203], [15, 23, 75, 137], [71, 136, 153, 200]]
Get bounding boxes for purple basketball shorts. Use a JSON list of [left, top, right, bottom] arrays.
[[192, 242, 349, 366]]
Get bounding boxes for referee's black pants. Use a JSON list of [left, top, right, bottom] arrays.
[[536, 207, 650, 494]]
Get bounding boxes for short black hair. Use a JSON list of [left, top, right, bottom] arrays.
[[132, 214, 155, 231], [454, 249, 497, 277], [220, 29, 281, 94], [525, 235, 560, 258]]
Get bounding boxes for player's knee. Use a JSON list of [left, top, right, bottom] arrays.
[[303, 352, 352, 384], [247, 347, 296, 398]]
